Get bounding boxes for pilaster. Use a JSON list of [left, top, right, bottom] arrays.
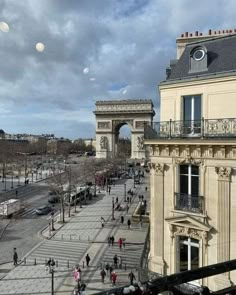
[[149, 162, 166, 275]]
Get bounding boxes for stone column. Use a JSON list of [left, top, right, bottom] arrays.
[[215, 166, 232, 289], [149, 162, 166, 275]]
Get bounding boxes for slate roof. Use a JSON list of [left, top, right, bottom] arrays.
[[166, 34, 236, 82]]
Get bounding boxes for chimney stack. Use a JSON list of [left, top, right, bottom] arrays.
[[208, 29, 212, 35]]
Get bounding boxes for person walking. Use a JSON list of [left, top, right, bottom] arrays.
[[13, 248, 18, 266], [128, 271, 136, 285], [118, 256, 123, 269], [110, 236, 114, 246], [116, 197, 118, 203], [113, 254, 118, 268], [118, 238, 123, 250], [127, 219, 131, 229], [85, 254, 91, 267], [145, 186, 147, 192], [80, 282, 86, 295], [100, 268, 106, 283], [15, 190, 18, 197], [109, 265, 113, 282], [108, 186, 111, 194], [126, 204, 129, 213], [111, 271, 117, 286], [120, 215, 124, 224]]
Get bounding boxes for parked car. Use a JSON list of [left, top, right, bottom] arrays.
[[48, 195, 60, 203], [35, 206, 52, 215]]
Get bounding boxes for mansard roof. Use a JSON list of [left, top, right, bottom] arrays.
[[163, 34, 236, 83]]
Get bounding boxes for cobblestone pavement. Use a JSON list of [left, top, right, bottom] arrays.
[[0, 176, 150, 294]]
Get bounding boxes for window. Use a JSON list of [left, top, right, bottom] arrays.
[[178, 236, 199, 272], [175, 164, 201, 213], [183, 95, 201, 135]]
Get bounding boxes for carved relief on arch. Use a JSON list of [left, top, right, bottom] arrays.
[[172, 225, 203, 241]]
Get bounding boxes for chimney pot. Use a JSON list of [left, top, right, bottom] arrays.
[[185, 32, 188, 37], [195, 31, 199, 36], [208, 29, 212, 35], [199, 33, 203, 36], [214, 31, 217, 34], [229, 29, 232, 33], [222, 30, 225, 33], [226, 30, 229, 33], [190, 33, 192, 37], [181, 33, 184, 37], [218, 30, 221, 34], [234, 29, 236, 33]]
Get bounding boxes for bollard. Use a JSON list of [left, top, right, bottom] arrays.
[[56, 260, 58, 267], [83, 261, 85, 268], [34, 258, 36, 265], [67, 260, 69, 268], [24, 257, 26, 265]]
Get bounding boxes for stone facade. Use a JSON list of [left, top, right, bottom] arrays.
[[94, 100, 154, 159], [145, 33, 236, 291]]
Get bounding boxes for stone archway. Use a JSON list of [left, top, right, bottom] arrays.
[[94, 99, 155, 159]]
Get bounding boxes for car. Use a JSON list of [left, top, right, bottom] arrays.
[[35, 206, 52, 215], [48, 195, 60, 203]]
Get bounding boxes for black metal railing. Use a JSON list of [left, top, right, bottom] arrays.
[[144, 118, 236, 139], [175, 192, 204, 214]]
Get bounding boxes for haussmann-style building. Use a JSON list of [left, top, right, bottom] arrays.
[[144, 29, 236, 291]]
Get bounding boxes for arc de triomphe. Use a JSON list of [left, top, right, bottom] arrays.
[[94, 99, 155, 159]]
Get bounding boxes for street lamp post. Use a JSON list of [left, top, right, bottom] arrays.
[[46, 260, 55, 295], [112, 197, 115, 220]]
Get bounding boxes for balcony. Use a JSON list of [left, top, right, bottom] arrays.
[[144, 118, 236, 139], [174, 193, 204, 214]]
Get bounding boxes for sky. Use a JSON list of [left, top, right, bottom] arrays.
[[0, 0, 236, 140]]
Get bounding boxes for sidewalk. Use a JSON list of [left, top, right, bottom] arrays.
[[0, 176, 150, 294]]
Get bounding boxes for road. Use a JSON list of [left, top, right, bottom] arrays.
[[0, 181, 61, 265]]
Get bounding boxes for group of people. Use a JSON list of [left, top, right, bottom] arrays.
[[107, 235, 115, 246], [100, 265, 136, 286], [73, 265, 86, 295]]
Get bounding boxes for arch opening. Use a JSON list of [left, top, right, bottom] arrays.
[[114, 123, 131, 158]]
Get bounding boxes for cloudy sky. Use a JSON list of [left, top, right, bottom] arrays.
[[0, 0, 236, 139]]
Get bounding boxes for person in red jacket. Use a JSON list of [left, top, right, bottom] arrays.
[[118, 238, 123, 250], [111, 271, 117, 286]]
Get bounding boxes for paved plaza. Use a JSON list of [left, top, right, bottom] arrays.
[[0, 177, 150, 294]]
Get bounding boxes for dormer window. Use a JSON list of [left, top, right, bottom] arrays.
[[189, 46, 208, 73]]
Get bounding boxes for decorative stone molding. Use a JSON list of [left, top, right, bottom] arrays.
[[135, 121, 145, 128], [149, 162, 166, 175], [172, 225, 203, 241], [137, 136, 144, 150], [174, 156, 204, 166], [215, 166, 232, 181], [97, 121, 110, 129], [100, 136, 109, 149], [112, 119, 133, 131]]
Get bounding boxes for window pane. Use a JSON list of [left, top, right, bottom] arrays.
[[191, 176, 199, 196], [194, 95, 201, 121], [180, 165, 188, 175], [180, 175, 188, 194], [191, 165, 199, 176], [180, 243, 188, 272], [183, 96, 192, 121], [191, 242, 199, 270]]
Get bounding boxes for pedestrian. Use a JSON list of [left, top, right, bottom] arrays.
[[118, 238, 123, 250], [126, 204, 129, 213], [13, 248, 18, 266], [141, 195, 144, 201], [116, 197, 118, 203], [15, 190, 18, 197], [109, 265, 113, 281], [113, 254, 118, 268], [111, 271, 117, 286], [105, 263, 110, 273], [111, 236, 114, 246], [108, 235, 111, 246], [127, 219, 131, 229], [120, 215, 124, 224], [101, 220, 104, 228], [100, 268, 106, 283], [128, 271, 136, 285], [145, 186, 147, 192], [85, 253, 91, 267], [144, 199, 147, 207], [80, 281, 86, 295], [73, 267, 81, 282], [138, 195, 141, 201], [127, 196, 130, 203], [108, 186, 111, 194]]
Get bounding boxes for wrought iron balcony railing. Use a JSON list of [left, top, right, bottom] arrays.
[[174, 192, 204, 214], [144, 118, 236, 139]]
